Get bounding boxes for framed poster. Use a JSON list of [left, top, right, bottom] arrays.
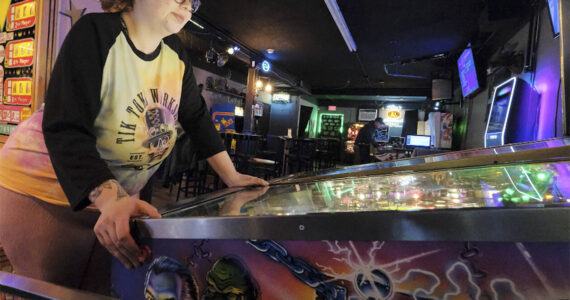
[[212, 104, 236, 133], [358, 109, 377, 121]]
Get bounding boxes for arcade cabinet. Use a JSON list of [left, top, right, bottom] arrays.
[[484, 77, 539, 147]]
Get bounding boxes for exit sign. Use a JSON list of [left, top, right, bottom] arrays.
[[328, 106, 336, 111]]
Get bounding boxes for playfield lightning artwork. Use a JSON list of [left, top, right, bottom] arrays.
[[112, 239, 569, 299]]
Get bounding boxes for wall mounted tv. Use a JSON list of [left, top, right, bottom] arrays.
[[546, 0, 560, 37], [457, 46, 480, 98]]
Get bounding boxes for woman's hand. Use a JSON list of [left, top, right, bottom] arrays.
[[89, 180, 161, 269], [224, 172, 268, 188], [206, 151, 269, 187]]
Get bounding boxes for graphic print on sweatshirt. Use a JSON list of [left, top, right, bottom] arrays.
[[95, 33, 184, 194]]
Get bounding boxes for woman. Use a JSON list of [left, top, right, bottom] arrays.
[[0, 0, 267, 293]]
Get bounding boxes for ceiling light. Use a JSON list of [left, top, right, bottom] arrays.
[[256, 80, 263, 89], [227, 47, 235, 55], [217, 53, 229, 67], [324, 0, 357, 52], [261, 60, 271, 73], [265, 83, 273, 93], [266, 48, 275, 54]]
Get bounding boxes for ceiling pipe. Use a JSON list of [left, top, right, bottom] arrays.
[[353, 52, 372, 86]]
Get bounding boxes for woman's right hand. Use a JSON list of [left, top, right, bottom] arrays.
[[89, 180, 161, 269]]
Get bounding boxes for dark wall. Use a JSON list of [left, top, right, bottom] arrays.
[[268, 103, 299, 137]]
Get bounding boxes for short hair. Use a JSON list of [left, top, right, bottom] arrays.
[[374, 117, 384, 124], [100, 0, 133, 12]]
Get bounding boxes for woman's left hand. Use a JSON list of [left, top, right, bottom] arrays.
[[225, 172, 269, 187], [206, 151, 269, 187]]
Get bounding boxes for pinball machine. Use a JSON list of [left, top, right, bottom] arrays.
[[112, 138, 570, 299]]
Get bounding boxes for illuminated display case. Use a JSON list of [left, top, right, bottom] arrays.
[[347, 122, 364, 140], [345, 122, 364, 154], [112, 139, 570, 299]]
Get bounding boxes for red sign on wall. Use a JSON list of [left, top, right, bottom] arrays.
[[5, 38, 34, 68], [4, 77, 32, 105], [0, 104, 31, 124], [6, 0, 36, 31]]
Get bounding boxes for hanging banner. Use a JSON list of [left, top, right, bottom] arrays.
[[0, 104, 31, 123], [4, 77, 32, 105], [212, 104, 236, 133], [5, 38, 34, 68], [6, 0, 36, 31]]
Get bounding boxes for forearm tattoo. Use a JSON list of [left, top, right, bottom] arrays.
[[89, 179, 129, 202]]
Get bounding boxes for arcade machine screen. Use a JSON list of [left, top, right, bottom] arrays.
[[487, 97, 509, 133], [485, 78, 519, 147], [374, 127, 389, 143], [345, 123, 365, 154]]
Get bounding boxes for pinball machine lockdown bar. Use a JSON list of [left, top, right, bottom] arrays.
[[135, 207, 570, 242]]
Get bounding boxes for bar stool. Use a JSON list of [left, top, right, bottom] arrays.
[[248, 135, 284, 179], [299, 138, 317, 172]]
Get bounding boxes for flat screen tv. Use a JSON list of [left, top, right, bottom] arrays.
[[405, 135, 431, 148], [457, 46, 480, 98], [546, 0, 560, 37]]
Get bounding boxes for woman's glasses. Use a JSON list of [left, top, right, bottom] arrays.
[[174, 0, 201, 13]]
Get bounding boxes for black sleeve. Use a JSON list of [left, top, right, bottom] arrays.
[[42, 14, 116, 211], [356, 123, 374, 144], [175, 40, 225, 159]]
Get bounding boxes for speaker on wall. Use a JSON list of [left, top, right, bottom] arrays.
[[432, 79, 452, 101]]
